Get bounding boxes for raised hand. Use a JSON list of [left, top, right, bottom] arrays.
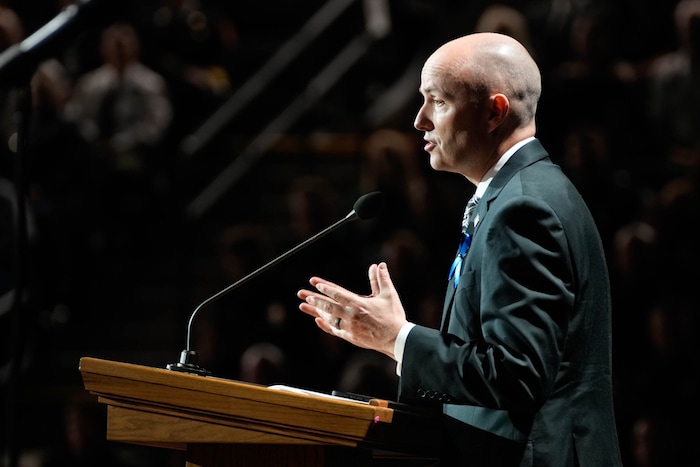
[[297, 262, 409, 359]]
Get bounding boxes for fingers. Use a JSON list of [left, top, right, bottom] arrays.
[[297, 289, 336, 318], [314, 316, 331, 333], [308, 277, 357, 308], [376, 262, 395, 292], [298, 265, 392, 320], [314, 316, 343, 336], [298, 293, 344, 337], [299, 296, 340, 336], [298, 298, 319, 319], [308, 275, 340, 289], [368, 263, 380, 296], [298, 277, 357, 338], [367, 262, 395, 297]]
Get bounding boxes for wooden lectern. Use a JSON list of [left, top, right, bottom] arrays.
[[79, 357, 440, 467]]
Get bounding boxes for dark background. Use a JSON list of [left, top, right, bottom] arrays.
[[1, 0, 697, 465]]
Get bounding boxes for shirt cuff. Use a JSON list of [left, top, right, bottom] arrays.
[[394, 322, 416, 376]]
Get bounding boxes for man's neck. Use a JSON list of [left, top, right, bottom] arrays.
[[474, 136, 536, 196]]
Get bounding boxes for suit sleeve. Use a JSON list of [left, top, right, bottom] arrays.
[[398, 196, 574, 413]]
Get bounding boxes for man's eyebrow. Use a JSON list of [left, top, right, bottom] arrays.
[[420, 86, 453, 100], [419, 86, 438, 95]]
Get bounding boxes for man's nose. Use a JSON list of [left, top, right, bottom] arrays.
[[414, 107, 432, 131]]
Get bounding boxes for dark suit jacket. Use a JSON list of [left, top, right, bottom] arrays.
[[398, 139, 622, 466]]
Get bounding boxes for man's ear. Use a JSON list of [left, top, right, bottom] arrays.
[[487, 93, 509, 131]]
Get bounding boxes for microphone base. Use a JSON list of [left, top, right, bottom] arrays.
[[166, 350, 211, 376]]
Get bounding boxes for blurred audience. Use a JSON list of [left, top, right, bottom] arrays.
[[239, 341, 287, 385], [474, 3, 535, 56], [646, 0, 700, 161], [189, 222, 273, 379], [138, 0, 240, 138], [336, 349, 398, 401]]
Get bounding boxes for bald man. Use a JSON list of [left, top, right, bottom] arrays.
[[298, 33, 622, 466]]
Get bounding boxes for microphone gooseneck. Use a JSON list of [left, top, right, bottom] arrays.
[[167, 191, 384, 376]]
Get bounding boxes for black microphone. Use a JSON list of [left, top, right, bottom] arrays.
[[166, 191, 385, 376]]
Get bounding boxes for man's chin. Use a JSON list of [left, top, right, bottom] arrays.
[[429, 154, 446, 171]]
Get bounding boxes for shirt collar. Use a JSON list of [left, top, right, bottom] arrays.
[[474, 136, 536, 198]]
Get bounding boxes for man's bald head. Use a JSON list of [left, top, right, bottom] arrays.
[[426, 33, 541, 127]]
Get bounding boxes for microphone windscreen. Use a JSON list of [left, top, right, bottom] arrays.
[[353, 191, 384, 220]]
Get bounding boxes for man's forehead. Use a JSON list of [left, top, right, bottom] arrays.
[[419, 62, 462, 95]]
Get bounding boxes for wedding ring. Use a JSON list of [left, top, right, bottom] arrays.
[[334, 317, 341, 329]]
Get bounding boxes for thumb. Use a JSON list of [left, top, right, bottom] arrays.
[[376, 262, 396, 295]]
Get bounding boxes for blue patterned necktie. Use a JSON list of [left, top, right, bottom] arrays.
[[448, 195, 479, 288]]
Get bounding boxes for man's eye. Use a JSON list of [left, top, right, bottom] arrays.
[[434, 99, 445, 106]]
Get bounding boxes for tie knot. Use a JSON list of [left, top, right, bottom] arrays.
[[461, 195, 480, 232]]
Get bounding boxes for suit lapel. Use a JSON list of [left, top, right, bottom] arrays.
[[439, 139, 550, 333], [473, 139, 549, 236]]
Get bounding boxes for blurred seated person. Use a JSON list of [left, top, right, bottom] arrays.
[[646, 0, 700, 160], [64, 22, 172, 177]]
